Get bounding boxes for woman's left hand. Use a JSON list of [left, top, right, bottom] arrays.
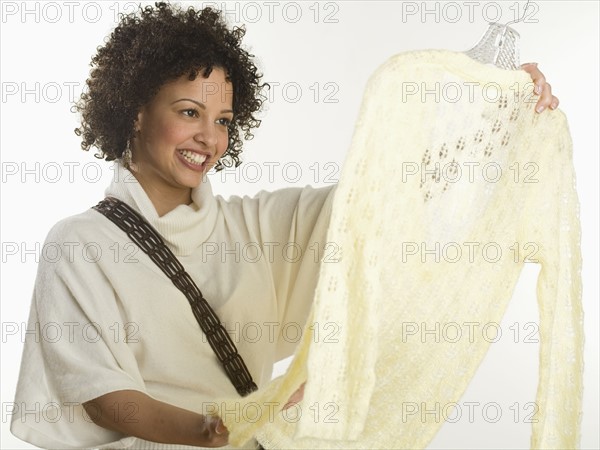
[[521, 63, 560, 113]]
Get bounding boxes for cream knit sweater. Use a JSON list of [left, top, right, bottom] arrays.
[[213, 50, 583, 449]]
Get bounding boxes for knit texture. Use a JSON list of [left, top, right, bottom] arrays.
[[213, 49, 583, 449]]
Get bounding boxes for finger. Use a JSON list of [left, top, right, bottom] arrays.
[[540, 82, 560, 110], [520, 61, 538, 73], [536, 82, 554, 113], [283, 383, 306, 410], [282, 391, 301, 410], [521, 63, 547, 96], [214, 419, 228, 436], [200, 416, 230, 447], [206, 416, 228, 437], [521, 64, 560, 113], [213, 420, 229, 447]]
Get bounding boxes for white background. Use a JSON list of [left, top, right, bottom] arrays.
[[1, 1, 598, 449]]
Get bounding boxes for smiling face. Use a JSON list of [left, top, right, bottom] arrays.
[[130, 67, 234, 201]]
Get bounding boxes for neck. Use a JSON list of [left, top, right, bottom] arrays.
[[129, 170, 193, 217]]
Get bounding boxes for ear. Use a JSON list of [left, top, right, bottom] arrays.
[[134, 109, 143, 133]]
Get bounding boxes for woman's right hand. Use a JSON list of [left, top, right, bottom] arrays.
[[83, 390, 230, 447], [202, 415, 229, 447]]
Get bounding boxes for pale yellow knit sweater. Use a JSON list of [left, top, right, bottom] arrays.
[[211, 49, 583, 449]]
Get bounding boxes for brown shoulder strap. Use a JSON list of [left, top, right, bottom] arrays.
[[93, 196, 258, 397]]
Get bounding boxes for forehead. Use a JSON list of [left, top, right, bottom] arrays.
[[159, 68, 234, 105]]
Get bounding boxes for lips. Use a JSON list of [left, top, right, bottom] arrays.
[[177, 149, 209, 166]]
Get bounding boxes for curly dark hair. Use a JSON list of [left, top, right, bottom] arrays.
[[74, 1, 268, 171]]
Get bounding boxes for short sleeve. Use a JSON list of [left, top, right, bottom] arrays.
[[253, 184, 337, 361], [10, 220, 146, 449]]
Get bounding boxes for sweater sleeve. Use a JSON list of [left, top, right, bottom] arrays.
[[10, 219, 146, 450], [253, 183, 338, 361], [522, 113, 583, 449]]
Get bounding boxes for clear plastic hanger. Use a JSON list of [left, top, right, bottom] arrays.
[[463, 0, 531, 70]]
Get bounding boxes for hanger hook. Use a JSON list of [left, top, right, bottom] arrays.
[[504, 0, 532, 27]]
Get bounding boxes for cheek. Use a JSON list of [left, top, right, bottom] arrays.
[[148, 116, 190, 148]]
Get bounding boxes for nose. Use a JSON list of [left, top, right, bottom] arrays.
[[193, 118, 218, 147]]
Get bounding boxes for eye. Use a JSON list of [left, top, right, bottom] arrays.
[[181, 108, 199, 118], [217, 117, 232, 127]]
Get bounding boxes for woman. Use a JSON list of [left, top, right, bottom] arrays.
[[10, 2, 559, 449]]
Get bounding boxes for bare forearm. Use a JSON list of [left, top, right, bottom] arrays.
[[83, 390, 227, 447]]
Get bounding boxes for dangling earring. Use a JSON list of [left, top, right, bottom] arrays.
[[122, 140, 133, 170]]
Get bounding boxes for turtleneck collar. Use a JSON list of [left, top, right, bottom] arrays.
[[104, 161, 219, 256]]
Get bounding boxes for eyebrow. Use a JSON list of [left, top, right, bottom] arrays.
[[172, 98, 233, 114]]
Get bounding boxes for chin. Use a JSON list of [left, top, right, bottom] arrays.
[[179, 173, 205, 189]]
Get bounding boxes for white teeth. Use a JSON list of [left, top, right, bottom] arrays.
[[178, 150, 207, 165]]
